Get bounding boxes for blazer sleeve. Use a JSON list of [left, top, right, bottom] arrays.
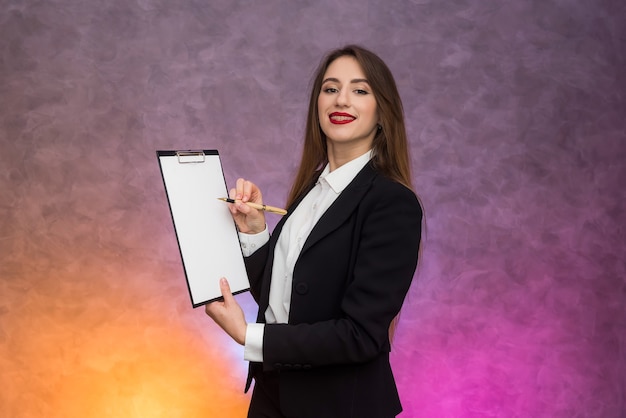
[[262, 180, 422, 369]]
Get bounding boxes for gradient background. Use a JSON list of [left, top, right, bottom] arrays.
[[1, 1, 625, 417]]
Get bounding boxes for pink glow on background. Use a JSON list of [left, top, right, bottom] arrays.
[[1, 1, 624, 417]]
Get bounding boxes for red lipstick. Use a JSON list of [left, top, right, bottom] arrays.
[[329, 112, 355, 125]]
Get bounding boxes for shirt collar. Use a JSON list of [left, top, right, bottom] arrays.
[[319, 150, 373, 194]]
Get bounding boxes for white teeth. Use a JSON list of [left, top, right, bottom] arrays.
[[331, 115, 354, 121]]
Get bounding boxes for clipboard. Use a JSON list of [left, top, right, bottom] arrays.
[[157, 150, 250, 308]]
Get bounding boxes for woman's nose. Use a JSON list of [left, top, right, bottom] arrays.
[[335, 89, 350, 107]]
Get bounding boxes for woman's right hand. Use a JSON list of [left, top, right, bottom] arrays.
[[227, 178, 267, 234]]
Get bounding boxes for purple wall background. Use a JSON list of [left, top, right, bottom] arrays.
[[1, 1, 625, 417]]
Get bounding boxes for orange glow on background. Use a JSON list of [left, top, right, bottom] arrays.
[[0, 223, 252, 417]]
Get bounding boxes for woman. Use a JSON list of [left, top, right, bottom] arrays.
[[206, 45, 423, 418]]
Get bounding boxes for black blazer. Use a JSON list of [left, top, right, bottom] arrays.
[[244, 162, 422, 418]]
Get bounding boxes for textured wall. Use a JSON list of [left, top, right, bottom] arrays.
[[1, 1, 625, 417]]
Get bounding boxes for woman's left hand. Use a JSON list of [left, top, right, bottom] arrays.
[[205, 278, 247, 345]]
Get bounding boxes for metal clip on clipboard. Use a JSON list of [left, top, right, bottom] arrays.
[[176, 150, 205, 164]]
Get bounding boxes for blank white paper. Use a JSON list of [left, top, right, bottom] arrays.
[[157, 150, 249, 307]]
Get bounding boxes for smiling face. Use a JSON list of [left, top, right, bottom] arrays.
[[317, 55, 379, 164]]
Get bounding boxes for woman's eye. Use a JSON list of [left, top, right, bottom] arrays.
[[323, 87, 338, 93], [355, 89, 369, 95]]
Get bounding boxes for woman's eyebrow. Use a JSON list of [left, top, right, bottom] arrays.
[[322, 77, 370, 85]]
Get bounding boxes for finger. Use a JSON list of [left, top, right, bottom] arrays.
[[231, 181, 251, 214], [235, 178, 245, 200], [242, 180, 253, 202], [249, 181, 262, 204], [235, 199, 251, 215], [219, 277, 234, 305]]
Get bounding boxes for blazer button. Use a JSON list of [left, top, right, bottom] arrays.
[[295, 282, 309, 295], [273, 363, 282, 371]]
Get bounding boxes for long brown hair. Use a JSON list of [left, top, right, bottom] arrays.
[[286, 45, 414, 207]]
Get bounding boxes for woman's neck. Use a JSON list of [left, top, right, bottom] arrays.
[[326, 142, 373, 172]]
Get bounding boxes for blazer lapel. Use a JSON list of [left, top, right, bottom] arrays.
[[300, 162, 377, 254], [258, 164, 377, 313]]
